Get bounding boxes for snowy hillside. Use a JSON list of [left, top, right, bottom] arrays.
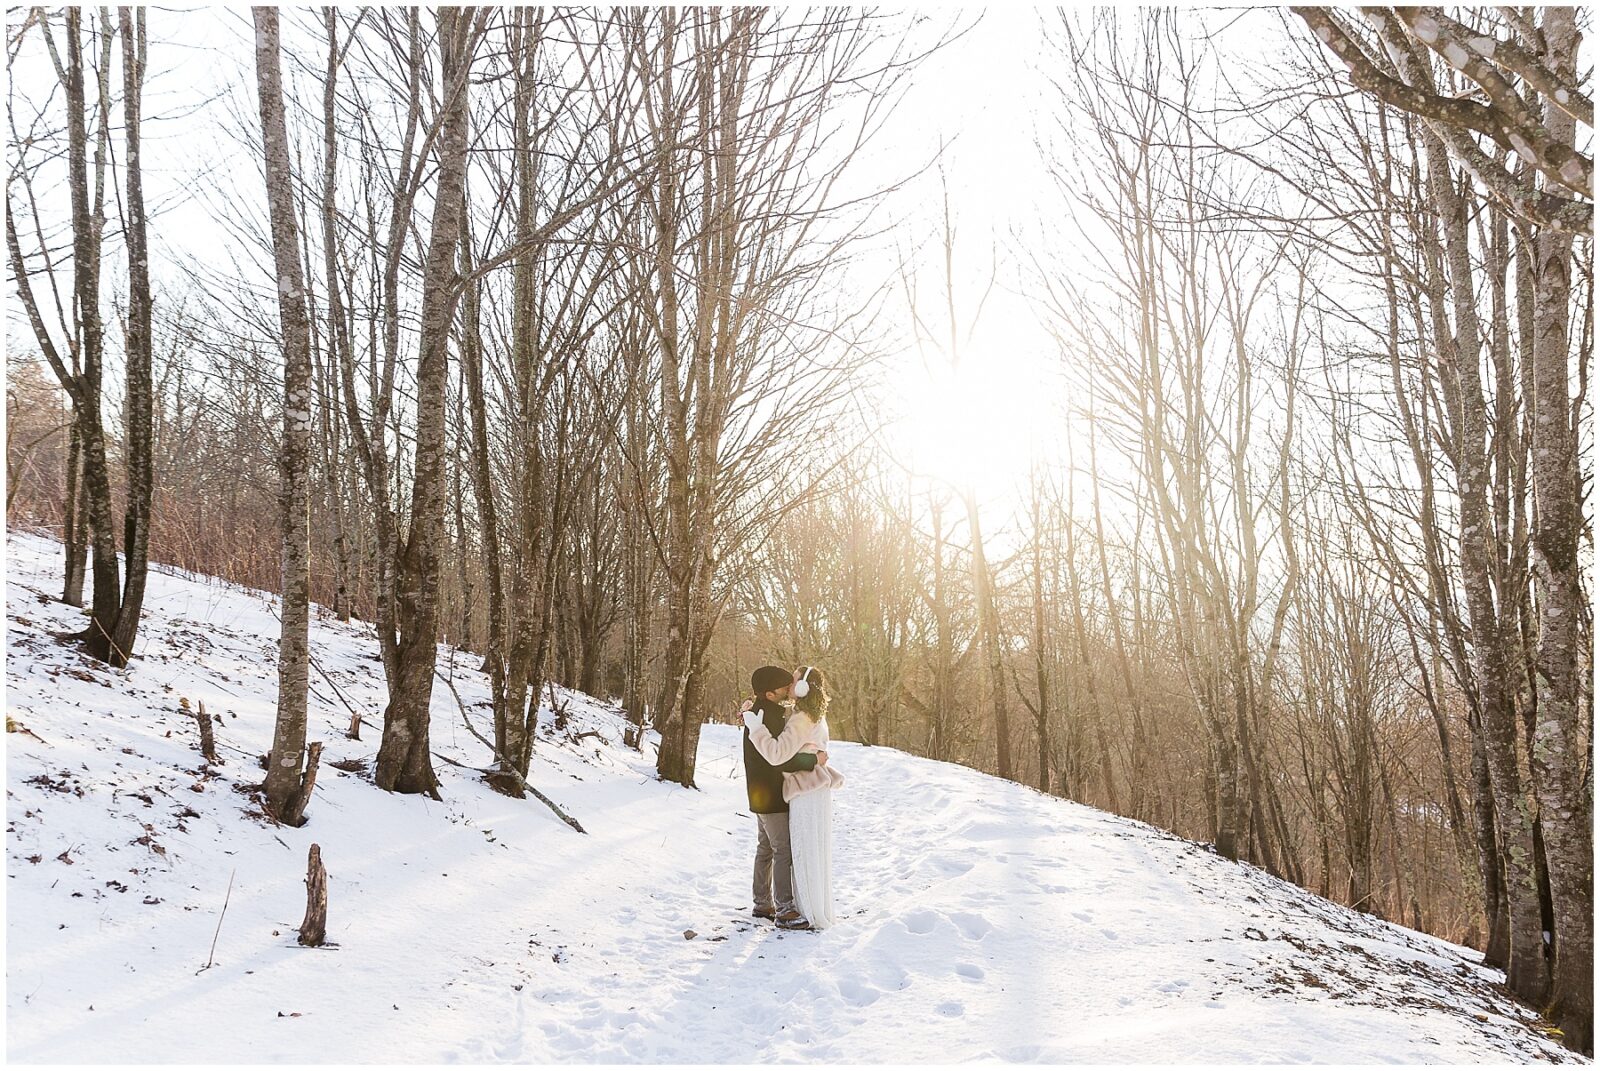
[[4, 530, 1577, 1063]]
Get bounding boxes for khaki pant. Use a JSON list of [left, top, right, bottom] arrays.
[[753, 811, 795, 913]]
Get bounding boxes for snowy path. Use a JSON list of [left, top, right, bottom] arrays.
[[499, 736, 1569, 1064], [4, 531, 1577, 1063]]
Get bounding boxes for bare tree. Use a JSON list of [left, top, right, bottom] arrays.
[[252, 5, 318, 826], [374, 7, 487, 797], [108, 5, 153, 666]]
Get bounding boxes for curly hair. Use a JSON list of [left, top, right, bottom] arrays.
[[794, 665, 829, 720]]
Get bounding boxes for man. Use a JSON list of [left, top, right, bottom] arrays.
[[743, 665, 828, 930]]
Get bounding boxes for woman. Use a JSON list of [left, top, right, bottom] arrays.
[[743, 666, 843, 929]]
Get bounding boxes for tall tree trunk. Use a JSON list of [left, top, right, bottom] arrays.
[[319, 7, 354, 625], [254, 5, 316, 824], [650, 12, 692, 785], [63, 9, 121, 664], [1425, 133, 1547, 1004], [375, 7, 477, 797], [1524, 13, 1592, 1052], [107, 5, 152, 668]]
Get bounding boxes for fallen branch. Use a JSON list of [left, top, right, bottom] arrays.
[[433, 667, 587, 835], [198, 868, 236, 974], [5, 716, 48, 745]]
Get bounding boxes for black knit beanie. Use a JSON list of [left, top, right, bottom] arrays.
[[751, 665, 792, 696]]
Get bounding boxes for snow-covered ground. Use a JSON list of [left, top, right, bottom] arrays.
[[4, 530, 1577, 1063]]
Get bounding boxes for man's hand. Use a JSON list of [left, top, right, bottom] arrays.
[[739, 697, 755, 713], [816, 749, 829, 766]]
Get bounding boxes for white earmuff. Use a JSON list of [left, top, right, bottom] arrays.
[[793, 667, 810, 698]]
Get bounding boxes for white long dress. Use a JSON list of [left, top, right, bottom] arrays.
[[788, 716, 838, 930]]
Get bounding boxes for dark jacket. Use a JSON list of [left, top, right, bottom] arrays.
[[743, 697, 818, 814]]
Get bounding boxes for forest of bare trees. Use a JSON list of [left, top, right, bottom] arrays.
[[5, 6, 1591, 1052]]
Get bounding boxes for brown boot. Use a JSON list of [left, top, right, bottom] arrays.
[[752, 905, 776, 921], [776, 909, 812, 930]]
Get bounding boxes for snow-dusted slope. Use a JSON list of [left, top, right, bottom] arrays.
[[4, 531, 1576, 1064]]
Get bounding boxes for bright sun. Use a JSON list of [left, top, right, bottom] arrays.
[[879, 327, 1060, 510]]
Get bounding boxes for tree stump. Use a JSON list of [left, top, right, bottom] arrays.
[[182, 697, 217, 763], [197, 701, 216, 762], [298, 843, 327, 947]]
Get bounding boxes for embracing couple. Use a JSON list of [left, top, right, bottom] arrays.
[[739, 665, 846, 931]]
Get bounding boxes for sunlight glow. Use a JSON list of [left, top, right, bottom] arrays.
[[880, 326, 1060, 510]]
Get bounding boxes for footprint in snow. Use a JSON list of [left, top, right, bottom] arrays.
[[954, 963, 985, 982], [836, 978, 881, 1007], [948, 911, 992, 940], [935, 1000, 965, 1018], [864, 960, 910, 993]]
